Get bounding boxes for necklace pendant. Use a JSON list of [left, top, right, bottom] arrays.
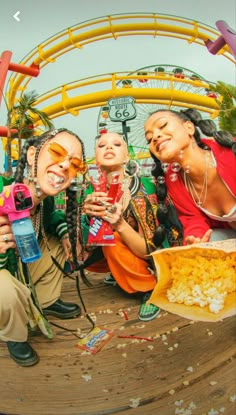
[[197, 201, 202, 206]]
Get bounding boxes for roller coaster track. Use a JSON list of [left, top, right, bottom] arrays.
[[2, 69, 220, 163], [6, 13, 235, 110], [31, 72, 219, 122]]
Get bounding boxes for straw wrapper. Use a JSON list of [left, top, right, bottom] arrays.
[[149, 239, 236, 322]]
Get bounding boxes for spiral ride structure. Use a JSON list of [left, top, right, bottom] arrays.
[[2, 13, 235, 167]]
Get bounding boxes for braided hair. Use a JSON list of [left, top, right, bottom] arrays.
[[147, 108, 235, 247], [14, 128, 87, 273], [177, 108, 235, 154]]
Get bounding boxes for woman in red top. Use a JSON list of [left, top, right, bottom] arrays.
[[144, 108, 236, 244]]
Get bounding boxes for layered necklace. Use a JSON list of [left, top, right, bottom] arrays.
[[184, 151, 210, 207]]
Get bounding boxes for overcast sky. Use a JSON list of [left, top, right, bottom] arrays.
[[0, 0, 235, 170]]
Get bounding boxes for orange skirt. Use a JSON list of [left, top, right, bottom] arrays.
[[87, 233, 156, 294]]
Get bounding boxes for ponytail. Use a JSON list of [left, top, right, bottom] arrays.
[[180, 108, 236, 155]]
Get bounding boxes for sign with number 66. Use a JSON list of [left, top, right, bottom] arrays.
[[108, 96, 137, 122]]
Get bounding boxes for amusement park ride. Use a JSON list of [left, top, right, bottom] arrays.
[[0, 14, 235, 170], [0, 15, 235, 415], [96, 63, 220, 169]]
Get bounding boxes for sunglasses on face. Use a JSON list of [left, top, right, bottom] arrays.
[[47, 142, 87, 175]]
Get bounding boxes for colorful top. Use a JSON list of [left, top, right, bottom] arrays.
[[165, 140, 236, 242]]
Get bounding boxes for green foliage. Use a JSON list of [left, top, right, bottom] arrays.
[[8, 90, 54, 138], [5, 91, 54, 174], [209, 81, 236, 135]]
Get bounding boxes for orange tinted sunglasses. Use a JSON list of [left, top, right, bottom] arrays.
[[47, 142, 87, 175]]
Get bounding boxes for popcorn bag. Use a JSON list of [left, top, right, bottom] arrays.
[[149, 239, 236, 322]]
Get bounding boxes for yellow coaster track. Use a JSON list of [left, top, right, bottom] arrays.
[[32, 72, 220, 121], [6, 13, 235, 108]]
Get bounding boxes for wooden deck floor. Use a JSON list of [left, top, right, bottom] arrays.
[[0, 272, 235, 415]]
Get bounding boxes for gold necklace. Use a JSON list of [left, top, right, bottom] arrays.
[[184, 151, 210, 207]]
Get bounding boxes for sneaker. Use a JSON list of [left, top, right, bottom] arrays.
[[138, 292, 160, 322], [104, 274, 117, 286]]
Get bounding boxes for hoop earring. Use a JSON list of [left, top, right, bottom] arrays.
[[124, 159, 140, 177]]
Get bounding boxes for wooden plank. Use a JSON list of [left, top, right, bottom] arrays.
[[0, 272, 235, 415], [119, 358, 236, 415]]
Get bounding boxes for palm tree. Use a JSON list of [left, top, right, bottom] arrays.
[[209, 81, 236, 135], [6, 90, 54, 175]]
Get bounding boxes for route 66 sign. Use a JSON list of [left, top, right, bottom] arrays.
[[108, 96, 137, 122]]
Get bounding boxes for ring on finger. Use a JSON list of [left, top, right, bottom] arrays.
[[2, 234, 9, 243], [105, 211, 114, 218], [107, 206, 117, 214]]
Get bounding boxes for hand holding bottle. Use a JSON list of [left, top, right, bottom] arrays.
[[0, 214, 16, 254], [0, 184, 42, 262]]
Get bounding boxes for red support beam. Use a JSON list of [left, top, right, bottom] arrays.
[[0, 126, 18, 136], [7, 61, 40, 77], [0, 50, 40, 140], [0, 50, 12, 107], [0, 50, 40, 107]]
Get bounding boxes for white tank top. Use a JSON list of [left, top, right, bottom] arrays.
[[200, 151, 236, 222], [200, 204, 236, 222]]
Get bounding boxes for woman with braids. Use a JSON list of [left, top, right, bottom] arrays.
[[0, 128, 87, 367], [144, 108, 236, 244], [82, 132, 182, 322]]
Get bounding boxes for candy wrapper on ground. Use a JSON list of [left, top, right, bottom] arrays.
[[148, 239, 236, 322], [76, 327, 114, 354]]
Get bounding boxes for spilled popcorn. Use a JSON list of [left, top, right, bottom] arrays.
[[174, 400, 197, 414], [150, 239, 236, 320], [129, 398, 141, 408], [229, 395, 236, 402], [167, 254, 235, 313], [81, 374, 92, 381]]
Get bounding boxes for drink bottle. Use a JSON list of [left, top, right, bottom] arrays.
[[11, 216, 42, 263], [0, 183, 42, 263]]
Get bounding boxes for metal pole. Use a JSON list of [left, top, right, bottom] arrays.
[[122, 120, 128, 144]]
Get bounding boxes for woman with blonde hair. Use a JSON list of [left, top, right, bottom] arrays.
[[83, 132, 182, 321]]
